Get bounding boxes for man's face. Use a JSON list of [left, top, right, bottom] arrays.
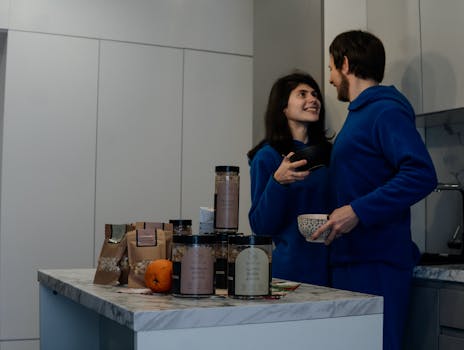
[[329, 55, 350, 102]]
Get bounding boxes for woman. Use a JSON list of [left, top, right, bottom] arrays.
[[248, 72, 332, 285]]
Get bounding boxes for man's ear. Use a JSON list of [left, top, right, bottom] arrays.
[[341, 56, 349, 74]]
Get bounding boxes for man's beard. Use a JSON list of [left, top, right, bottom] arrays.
[[337, 73, 350, 102]]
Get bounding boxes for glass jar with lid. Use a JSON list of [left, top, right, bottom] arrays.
[[169, 219, 192, 235], [227, 234, 272, 298], [172, 234, 216, 296], [214, 166, 240, 233]]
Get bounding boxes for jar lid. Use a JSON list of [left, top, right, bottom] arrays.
[[215, 165, 240, 173], [169, 219, 192, 226], [228, 234, 272, 245], [215, 232, 233, 242], [173, 234, 217, 244]]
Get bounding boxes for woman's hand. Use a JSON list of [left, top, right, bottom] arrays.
[[273, 152, 310, 185]]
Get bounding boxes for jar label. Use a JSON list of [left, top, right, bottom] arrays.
[[235, 247, 269, 295], [215, 180, 239, 229], [180, 246, 214, 294]]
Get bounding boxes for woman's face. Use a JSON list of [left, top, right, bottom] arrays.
[[283, 83, 321, 123]]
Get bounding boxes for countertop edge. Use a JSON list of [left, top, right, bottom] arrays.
[[38, 269, 383, 332], [131, 296, 383, 331], [413, 264, 464, 283]]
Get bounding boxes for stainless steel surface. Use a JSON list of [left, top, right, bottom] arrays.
[[435, 183, 463, 191]]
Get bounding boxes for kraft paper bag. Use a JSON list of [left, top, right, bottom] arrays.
[[127, 226, 172, 288], [94, 224, 133, 285]]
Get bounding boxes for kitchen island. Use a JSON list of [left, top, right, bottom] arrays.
[[38, 269, 383, 350]]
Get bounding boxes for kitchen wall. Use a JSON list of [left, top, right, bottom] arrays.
[[0, 1, 253, 349], [253, 0, 324, 144], [323, 0, 367, 135]]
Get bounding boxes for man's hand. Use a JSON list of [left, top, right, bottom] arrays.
[[311, 205, 359, 245]]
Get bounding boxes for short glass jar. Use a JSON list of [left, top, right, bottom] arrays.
[[171, 234, 216, 296], [169, 219, 192, 235], [227, 234, 272, 298]]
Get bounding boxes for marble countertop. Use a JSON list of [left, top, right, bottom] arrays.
[[413, 264, 464, 283], [38, 269, 383, 332]]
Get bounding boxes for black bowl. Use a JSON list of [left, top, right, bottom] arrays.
[[289, 143, 331, 171]]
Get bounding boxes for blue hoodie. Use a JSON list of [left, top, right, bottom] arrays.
[[330, 85, 437, 268], [249, 140, 330, 285]]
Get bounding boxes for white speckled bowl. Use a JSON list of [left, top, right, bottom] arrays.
[[297, 214, 330, 243]]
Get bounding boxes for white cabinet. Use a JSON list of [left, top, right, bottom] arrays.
[[420, 0, 464, 113], [367, 0, 422, 113], [8, 0, 252, 55], [95, 41, 183, 253], [367, 0, 464, 114], [0, 31, 98, 340], [0, 4, 253, 348], [0, 0, 8, 29], [182, 50, 252, 234]]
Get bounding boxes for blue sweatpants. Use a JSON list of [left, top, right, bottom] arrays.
[[331, 262, 413, 350]]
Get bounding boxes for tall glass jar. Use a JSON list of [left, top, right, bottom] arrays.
[[214, 166, 240, 233]]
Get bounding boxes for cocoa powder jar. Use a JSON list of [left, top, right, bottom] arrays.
[[214, 166, 240, 233], [171, 234, 216, 297]]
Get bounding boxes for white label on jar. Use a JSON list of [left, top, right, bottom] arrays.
[[235, 247, 269, 296], [180, 246, 214, 295]]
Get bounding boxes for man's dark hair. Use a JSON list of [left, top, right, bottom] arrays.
[[329, 30, 385, 83]]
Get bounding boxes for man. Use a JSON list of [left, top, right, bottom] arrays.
[[312, 30, 437, 350]]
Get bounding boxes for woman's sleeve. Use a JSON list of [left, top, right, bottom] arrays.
[[248, 152, 290, 235]]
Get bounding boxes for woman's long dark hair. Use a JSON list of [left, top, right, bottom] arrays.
[[248, 71, 331, 161]]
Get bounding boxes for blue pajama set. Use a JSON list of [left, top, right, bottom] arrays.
[[329, 85, 437, 350], [248, 140, 330, 286]]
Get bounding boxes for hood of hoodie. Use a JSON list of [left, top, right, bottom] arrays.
[[348, 85, 415, 121]]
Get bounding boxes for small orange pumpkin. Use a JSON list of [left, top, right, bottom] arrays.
[[144, 259, 173, 293]]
